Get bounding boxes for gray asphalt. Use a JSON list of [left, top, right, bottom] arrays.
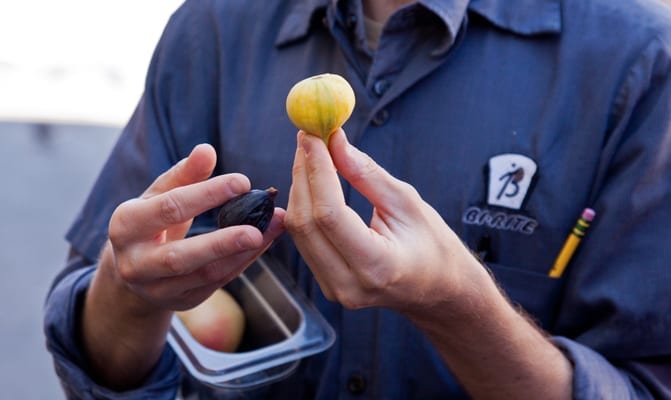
[[0, 121, 120, 399]]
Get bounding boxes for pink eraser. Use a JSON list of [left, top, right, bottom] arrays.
[[581, 208, 596, 221]]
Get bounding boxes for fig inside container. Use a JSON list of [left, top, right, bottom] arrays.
[[168, 254, 336, 390]]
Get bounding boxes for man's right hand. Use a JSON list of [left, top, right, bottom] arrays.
[[81, 144, 286, 389]]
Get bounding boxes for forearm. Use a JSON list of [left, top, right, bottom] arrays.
[[409, 258, 572, 400], [82, 244, 173, 390]]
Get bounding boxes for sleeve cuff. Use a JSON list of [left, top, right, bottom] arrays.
[[44, 266, 181, 399], [552, 336, 639, 399]]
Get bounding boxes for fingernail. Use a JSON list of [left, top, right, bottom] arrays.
[[191, 143, 212, 154], [300, 133, 314, 155]]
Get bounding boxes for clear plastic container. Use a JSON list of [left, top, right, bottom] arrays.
[[168, 254, 335, 389]]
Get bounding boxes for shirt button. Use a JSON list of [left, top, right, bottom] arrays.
[[372, 109, 390, 126], [347, 374, 366, 394], [373, 79, 390, 97], [346, 14, 358, 29]]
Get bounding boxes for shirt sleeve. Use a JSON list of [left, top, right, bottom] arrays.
[[43, 253, 182, 399], [552, 36, 671, 399], [552, 337, 671, 399]]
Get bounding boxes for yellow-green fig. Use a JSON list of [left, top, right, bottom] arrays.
[[286, 73, 356, 143]]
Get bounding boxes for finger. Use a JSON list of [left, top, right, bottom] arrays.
[[286, 133, 315, 233], [286, 133, 358, 298], [299, 131, 346, 205], [143, 143, 218, 199], [110, 174, 250, 246], [128, 209, 285, 283], [264, 207, 287, 239], [152, 245, 264, 302], [128, 225, 264, 282], [329, 130, 420, 219], [298, 132, 385, 266]]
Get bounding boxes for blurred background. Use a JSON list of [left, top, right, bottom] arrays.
[[0, 1, 183, 398]]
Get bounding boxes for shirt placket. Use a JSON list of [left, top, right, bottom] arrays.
[[325, 4, 463, 399]]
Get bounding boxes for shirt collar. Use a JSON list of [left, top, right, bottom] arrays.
[[468, 0, 562, 35], [275, 0, 470, 48], [275, 0, 561, 47], [275, 0, 330, 47]]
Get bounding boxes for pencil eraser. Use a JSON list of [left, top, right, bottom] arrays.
[[581, 208, 596, 221]]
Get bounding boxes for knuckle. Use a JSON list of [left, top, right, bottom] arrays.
[[359, 267, 394, 291], [212, 235, 237, 257], [396, 182, 423, 208], [209, 239, 227, 258], [285, 210, 316, 237], [312, 204, 339, 230], [117, 262, 140, 284], [161, 249, 186, 275], [108, 201, 135, 245], [199, 263, 222, 283], [356, 253, 395, 290], [108, 221, 124, 247], [291, 159, 307, 177], [159, 194, 184, 225], [350, 155, 379, 183], [398, 180, 420, 198], [202, 182, 221, 208]]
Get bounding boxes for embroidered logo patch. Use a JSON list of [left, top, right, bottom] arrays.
[[487, 153, 537, 210], [462, 153, 539, 235]]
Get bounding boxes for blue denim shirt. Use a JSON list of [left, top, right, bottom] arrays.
[[45, 0, 671, 398]]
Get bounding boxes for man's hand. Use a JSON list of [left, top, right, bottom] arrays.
[[82, 144, 285, 389], [285, 131, 572, 399], [105, 143, 284, 311], [285, 130, 477, 313]]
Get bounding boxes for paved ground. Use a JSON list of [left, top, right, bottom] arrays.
[[0, 121, 120, 399]]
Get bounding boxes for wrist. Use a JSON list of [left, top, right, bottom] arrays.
[[81, 243, 173, 389], [406, 244, 496, 325]]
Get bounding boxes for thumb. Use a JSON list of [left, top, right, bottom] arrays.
[[143, 143, 219, 198], [329, 130, 420, 217]]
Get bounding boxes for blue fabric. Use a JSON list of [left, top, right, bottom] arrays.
[[45, 0, 671, 398], [553, 337, 666, 400], [44, 260, 181, 399]]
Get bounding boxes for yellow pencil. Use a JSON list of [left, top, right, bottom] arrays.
[[548, 208, 595, 278]]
